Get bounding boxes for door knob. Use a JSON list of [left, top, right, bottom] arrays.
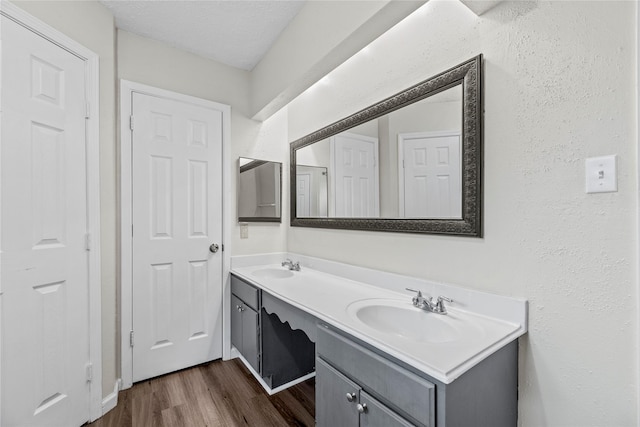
[[209, 243, 219, 253]]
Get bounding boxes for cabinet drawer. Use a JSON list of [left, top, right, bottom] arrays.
[[231, 274, 260, 310], [317, 325, 435, 427]]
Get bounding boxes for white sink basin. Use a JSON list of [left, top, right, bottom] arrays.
[[251, 268, 294, 279], [347, 299, 472, 343]]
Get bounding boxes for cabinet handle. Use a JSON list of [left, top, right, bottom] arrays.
[[346, 392, 356, 402], [357, 403, 367, 414]]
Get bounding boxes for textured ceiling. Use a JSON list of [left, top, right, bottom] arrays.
[[99, 0, 306, 71]]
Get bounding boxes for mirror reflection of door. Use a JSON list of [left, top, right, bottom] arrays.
[[296, 165, 328, 217], [296, 172, 311, 217], [399, 131, 462, 219], [330, 132, 380, 217]]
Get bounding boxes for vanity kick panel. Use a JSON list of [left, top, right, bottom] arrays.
[[317, 325, 435, 427]]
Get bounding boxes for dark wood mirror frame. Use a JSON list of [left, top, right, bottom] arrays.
[[290, 55, 483, 236]]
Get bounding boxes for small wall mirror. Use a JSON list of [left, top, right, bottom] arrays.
[[291, 55, 482, 236], [238, 157, 282, 222]]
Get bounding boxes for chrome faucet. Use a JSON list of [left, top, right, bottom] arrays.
[[406, 288, 453, 315], [281, 258, 301, 271]]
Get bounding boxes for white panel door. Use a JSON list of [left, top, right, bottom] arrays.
[[400, 132, 461, 218], [331, 132, 379, 217], [1, 16, 91, 426], [132, 93, 223, 382], [296, 173, 312, 217]]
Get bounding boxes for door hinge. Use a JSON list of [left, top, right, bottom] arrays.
[[85, 233, 92, 251], [221, 244, 225, 252], [129, 115, 134, 131], [130, 330, 134, 347], [86, 363, 93, 383], [85, 102, 91, 119]]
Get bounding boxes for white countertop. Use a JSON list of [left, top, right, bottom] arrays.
[[230, 253, 527, 384]]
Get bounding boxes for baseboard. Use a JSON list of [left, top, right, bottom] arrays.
[[101, 379, 121, 415], [227, 346, 240, 360]]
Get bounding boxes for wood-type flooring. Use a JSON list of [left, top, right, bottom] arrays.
[[86, 358, 315, 427]]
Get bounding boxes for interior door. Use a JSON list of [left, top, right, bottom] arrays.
[[131, 92, 223, 382], [331, 132, 379, 217], [1, 16, 91, 426], [400, 132, 461, 218], [296, 172, 312, 217]]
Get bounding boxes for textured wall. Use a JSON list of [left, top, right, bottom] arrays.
[[287, 1, 638, 425]]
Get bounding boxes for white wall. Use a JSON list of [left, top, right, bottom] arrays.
[[287, 1, 638, 425], [12, 0, 118, 398]]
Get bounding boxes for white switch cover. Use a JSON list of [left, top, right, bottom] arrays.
[[585, 155, 617, 193], [240, 223, 249, 239]]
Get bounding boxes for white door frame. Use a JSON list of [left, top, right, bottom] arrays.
[[0, 2, 103, 422], [119, 80, 231, 390], [397, 130, 461, 217]]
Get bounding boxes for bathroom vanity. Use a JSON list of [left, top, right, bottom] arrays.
[[230, 253, 527, 426], [230, 274, 315, 391]]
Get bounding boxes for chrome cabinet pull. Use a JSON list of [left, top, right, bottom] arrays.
[[357, 403, 367, 413], [346, 392, 356, 402]]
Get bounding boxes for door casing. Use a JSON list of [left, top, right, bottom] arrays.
[[0, 2, 103, 422], [119, 80, 232, 389]]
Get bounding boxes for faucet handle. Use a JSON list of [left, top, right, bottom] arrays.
[[406, 288, 424, 307], [405, 287, 423, 297], [432, 295, 453, 313]]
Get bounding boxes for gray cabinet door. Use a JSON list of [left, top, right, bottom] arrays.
[[316, 358, 360, 427], [359, 391, 414, 427], [242, 305, 260, 372], [231, 294, 243, 351]]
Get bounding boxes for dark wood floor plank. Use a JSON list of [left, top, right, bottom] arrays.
[[86, 358, 315, 427]]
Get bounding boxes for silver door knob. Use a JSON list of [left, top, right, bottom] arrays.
[[209, 243, 219, 253], [357, 403, 367, 413], [346, 392, 356, 402]]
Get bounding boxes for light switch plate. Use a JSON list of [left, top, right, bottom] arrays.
[[240, 223, 249, 239], [585, 155, 617, 193]]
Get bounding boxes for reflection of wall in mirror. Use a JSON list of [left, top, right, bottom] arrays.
[[238, 162, 281, 218]]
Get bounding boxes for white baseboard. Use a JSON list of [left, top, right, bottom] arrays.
[[101, 379, 121, 415], [227, 346, 240, 360], [236, 353, 315, 396]]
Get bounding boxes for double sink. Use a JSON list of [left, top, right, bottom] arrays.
[[235, 260, 526, 383], [250, 267, 481, 345]]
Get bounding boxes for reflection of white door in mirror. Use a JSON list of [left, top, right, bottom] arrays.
[[296, 165, 328, 217], [398, 131, 462, 219], [297, 172, 311, 217], [330, 132, 380, 217]]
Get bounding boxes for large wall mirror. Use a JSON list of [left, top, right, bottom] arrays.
[[290, 55, 482, 236], [238, 157, 282, 222]]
